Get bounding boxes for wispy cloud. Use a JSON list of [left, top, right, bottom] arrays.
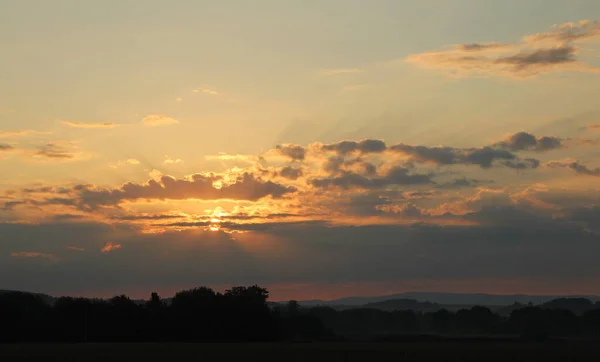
[[35, 142, 77, 160], [30, 141, 90, 163], [193, 88, 221, 95], [142, 114, 179, 127], [61, 121, 119, 129], [110, 159, 141, 168], [0, 130, 51, 138], [164, 156, 183, 165], [320, 68, 363, 76], [586, 124, 600, 131], [101, 242, 122, 253], [0, 143, 14, 151], [546, 159, 600, 176], [11, 251, 59, 261], [406, 20, 600, 79], [66, 246, 85, 252]]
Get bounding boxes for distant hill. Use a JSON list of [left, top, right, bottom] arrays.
[[363, 299, 440, 312], [0, 290, 57, 306], [294, 292, 600, 307]]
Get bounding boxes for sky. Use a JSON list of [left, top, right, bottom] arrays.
[[1, 0, 600, 301]]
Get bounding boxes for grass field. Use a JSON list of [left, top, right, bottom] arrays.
[[2, 340, 600, 361]]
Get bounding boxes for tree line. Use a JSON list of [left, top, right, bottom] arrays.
[[3, 286, 600, 342]]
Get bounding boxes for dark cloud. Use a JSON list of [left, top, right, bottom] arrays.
[[569, 206, 600, 232], [310, 166, 433, 189], [406, 21, 600, 78], [162, 220, 326, 231], [1, 196, 600, 297], [111, 214, 185, 221], [35, 143, 76, 159], [525, 20, 600, 44], [438, 178, 491, 189], [547, 160, 600, 176], [495, 46, 576, 70], [390, 144, 457, 165], [275, 144, 306, 161], [390, 133, 556, 169], [390, 144, 521, 169], [496, 131, 563, 152], [21, 186, 57, 193], [321, 139, 386, 155], [456, 43, 507, 52], [502, 158, 540, 169], [278, 166, 303, 180], [38, 173, 298, 210], [1, 200, 27, 211], [463, 147, 517, 168], [0, 143, 14, 151]]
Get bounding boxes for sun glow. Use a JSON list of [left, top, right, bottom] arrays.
[[208, 207, 226, 231]]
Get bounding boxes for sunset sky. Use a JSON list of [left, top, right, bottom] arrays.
[[2, 0, 600, 301]]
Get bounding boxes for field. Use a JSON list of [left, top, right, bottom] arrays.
[[2, 340, 600, 362]]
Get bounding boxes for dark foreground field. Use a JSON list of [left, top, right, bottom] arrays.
[[2, 340, 600, 362]]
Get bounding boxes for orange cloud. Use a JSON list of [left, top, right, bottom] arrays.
[[406, 20, 600, 79], [11, 251, 58, 261], [62, 121, 119, 129], [142, 114, 179, 127], [192, 88, 220, 95], [101, 242, 122, 253], [66, 246, 85, 251]]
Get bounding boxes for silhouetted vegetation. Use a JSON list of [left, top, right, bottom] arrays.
[[3, 287, 600, 343]]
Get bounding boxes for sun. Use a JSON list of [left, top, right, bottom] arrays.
[[208, 207, 226, 231]]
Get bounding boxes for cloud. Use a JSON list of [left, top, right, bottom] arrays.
[[320, 68, 363, 76], [0, 130, 46, 138], [310, 166, 433, 189], [275, 144, 306, 161], [62, 121, 119, 129], [586, 124, 600, 131], [2, 213, 600, 298], [11, 251, 58, 262], [523, 20, 600, 45], [438, 178, 491, 189], [546, 159, 600, 176], [110, 159, 140, 168], [69, 172, 297, 210], [320, 139, 387, 155], [390, 144, 526, 169], [142, 114, 179, 127], [164, 156, 183, 165], [66, 246, 85, 252], [0, 143, 14, 151], [101, 242, 122, 253], [454, 42, 511, 52], [502, 158, 540, 170], [495, 132, 563, 152], [388, 132, 559, 169], [111, 214, 185, 221], [278, 166, 304, 180], [28, 141, 91, 163], [34, 142, 80, 160], [193, 88, 220, 95], [405, 20, 600, 78]]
